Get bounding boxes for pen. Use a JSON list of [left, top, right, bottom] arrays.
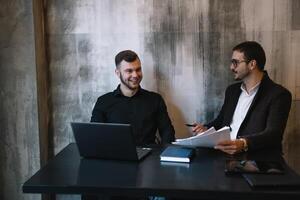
[[185, 123, 196, 127]]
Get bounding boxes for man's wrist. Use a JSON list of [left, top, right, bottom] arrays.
[[239, 138, 248, 152]]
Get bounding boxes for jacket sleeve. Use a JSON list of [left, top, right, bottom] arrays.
[[204, 87, 231, 130], [244, 90, 292, 151]]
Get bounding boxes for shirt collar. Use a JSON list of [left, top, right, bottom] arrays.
[[113, 84, 143, 97], [241, 81, 260, 96]]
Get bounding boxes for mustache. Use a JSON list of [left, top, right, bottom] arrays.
[[130, 77, 141, 81]]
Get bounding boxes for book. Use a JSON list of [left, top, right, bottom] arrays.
[[172, 126, 230, 148], [160, 146, 195, 163], [242, 168, 300, 188]]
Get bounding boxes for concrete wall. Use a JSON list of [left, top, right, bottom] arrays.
[[47, 0, 300, 167], [1, 0, 300, 200], [0, 0, 40, 200]]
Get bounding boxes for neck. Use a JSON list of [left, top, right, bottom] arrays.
[[120, 84, 139, 97], [243, 70, 264, 92]]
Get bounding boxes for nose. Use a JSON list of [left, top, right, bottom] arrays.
[[230, 62, 235, 70], [131, 70, 138, 77]]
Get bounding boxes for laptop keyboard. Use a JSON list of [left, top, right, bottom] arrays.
[[136, 147, 151, 159]]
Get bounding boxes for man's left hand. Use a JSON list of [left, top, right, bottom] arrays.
[[214, 139, 244, 154]]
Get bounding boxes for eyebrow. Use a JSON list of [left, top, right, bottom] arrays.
[[124, 67, 141, 72]]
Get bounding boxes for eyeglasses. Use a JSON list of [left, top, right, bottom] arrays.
[[231, 59, 249, 68]]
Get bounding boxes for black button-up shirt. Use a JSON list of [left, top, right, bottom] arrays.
[[91, 85, 175, 145]]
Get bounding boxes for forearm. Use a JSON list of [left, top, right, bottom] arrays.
[[160, 129, 175, 144], [245, 129, 283, 151], [158, 114, 175, 143], [157, 97, 175, 144], [243, 91, 292, 151], [204, 108, 225, 130]]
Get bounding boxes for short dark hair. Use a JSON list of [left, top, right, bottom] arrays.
[[233, 41, 266, 70], [115, 50, 139, 68]]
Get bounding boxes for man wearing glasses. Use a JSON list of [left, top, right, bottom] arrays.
[[192, 41, 292, 154]]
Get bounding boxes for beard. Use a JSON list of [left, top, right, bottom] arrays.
[[119, 73, 141, 91], [232, 68, 250, 81]]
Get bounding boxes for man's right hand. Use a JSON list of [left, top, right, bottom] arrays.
[[191, 123, 208, 134]]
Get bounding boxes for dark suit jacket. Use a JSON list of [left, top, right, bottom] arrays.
[[205, 71, 292, 152]]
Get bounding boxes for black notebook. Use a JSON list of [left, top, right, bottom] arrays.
[[243, 168, 300, 189], [160, 146, 195, 163]]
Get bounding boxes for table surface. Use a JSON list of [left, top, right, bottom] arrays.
[[23, 143, 300, 199]]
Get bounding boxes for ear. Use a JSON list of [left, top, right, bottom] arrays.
[[115, 68, 120, 78], [249, 60, 257, 70]]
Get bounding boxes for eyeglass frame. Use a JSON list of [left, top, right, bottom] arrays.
[[231, 59, 250, 68]]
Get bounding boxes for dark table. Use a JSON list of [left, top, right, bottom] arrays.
[[23, 143, 300, 199]]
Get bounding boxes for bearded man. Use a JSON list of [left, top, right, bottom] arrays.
[[191, 41, 291, 154], [91, 50, 175, 146]]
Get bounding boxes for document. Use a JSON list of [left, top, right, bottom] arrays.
[[172, 126, 231, 148]]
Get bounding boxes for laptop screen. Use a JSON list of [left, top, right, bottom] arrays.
[[71, 122, 144, 161]]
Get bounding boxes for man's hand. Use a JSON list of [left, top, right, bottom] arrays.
[[191, 123, 208, 134], [215, 139, 245, 154]]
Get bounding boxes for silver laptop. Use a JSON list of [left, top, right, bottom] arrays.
[[71, 122, 151, 161]]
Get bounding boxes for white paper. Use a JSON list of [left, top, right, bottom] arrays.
[[172, 126, 231, 148]]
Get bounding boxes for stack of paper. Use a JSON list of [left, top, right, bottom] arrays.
[[172, 126, 231, 148]]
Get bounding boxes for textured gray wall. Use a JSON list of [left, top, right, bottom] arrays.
[[1, 1, 300, 200], [0, 0, 40, 200], [47, 0, 300, 161]]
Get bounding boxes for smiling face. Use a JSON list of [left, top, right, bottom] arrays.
[[230, 50, 251, 81], [116, 58, 143, 91]]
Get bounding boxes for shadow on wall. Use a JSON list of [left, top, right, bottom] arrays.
[[169, 101, 192, 139], [157, 79, 191, 139]]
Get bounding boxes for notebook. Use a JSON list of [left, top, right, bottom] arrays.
[[160, 146, 195, 163], [71, 122, 151, 161], [243, 167, 300, 189]]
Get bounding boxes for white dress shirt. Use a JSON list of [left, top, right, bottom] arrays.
[[230, 83, 260, 140]]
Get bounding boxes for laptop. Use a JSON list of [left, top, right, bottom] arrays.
[[71, 122, 151, 161]]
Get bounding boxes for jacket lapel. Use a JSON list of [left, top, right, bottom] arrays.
[[226, 85, 242, 126], [237, 72, 270, 136]]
